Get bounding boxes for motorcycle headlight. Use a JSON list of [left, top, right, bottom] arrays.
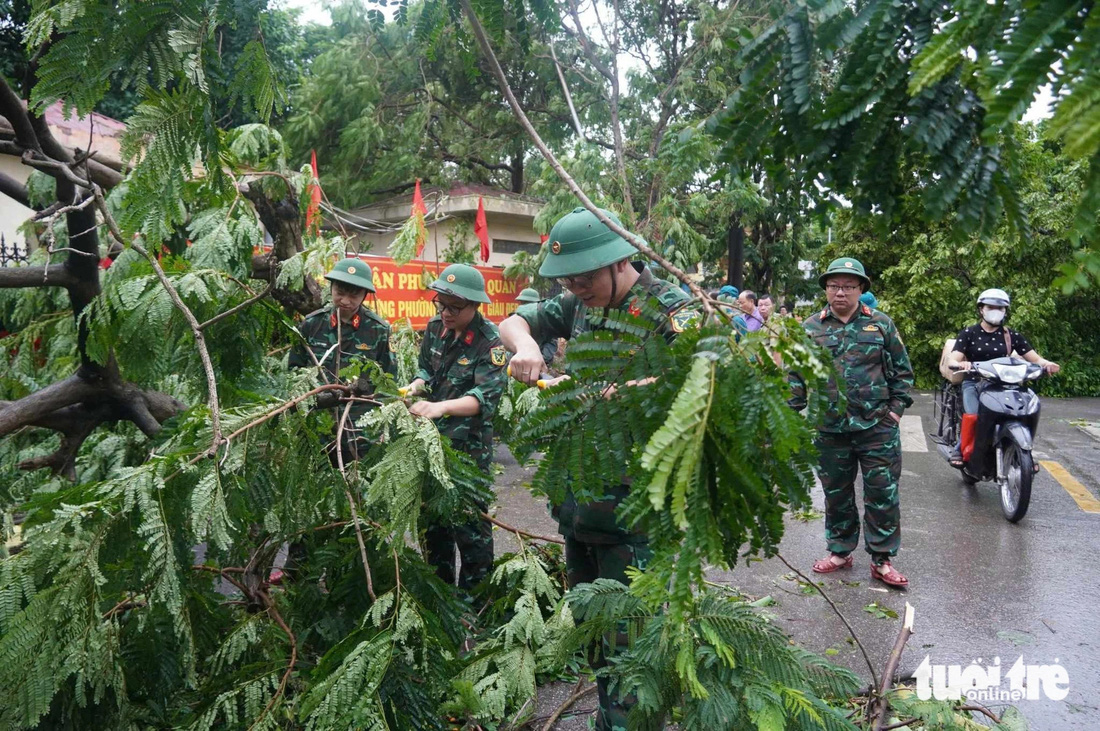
[[992, 363, 1027, 384]]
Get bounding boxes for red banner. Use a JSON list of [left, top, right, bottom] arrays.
[[359, 256, 525, 330]]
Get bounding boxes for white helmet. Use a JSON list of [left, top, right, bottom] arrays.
[[977, 288, 1010, 308]]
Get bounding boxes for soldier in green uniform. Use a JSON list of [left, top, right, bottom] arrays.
[[789, 257, 914, 588], [402, 264, 508, 591], [289, 257, 395, 459], [515, 287, 559, 367], [500, 207, 695, 731]]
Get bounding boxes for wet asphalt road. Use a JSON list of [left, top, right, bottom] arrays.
[[489, 392, 1100, 729]]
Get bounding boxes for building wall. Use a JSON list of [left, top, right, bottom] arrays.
[[0, 157, 35, 257]]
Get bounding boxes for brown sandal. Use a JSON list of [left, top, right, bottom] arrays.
[[871, 561, 909, 588], [812, 554, 853, 574]]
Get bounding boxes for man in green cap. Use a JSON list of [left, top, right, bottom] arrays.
[[515, 287, 559, 367], [289, 257, 395, 457], [402, 263, 508, 592], [499, 207, 695, 731], [789, 257, 914, 589]]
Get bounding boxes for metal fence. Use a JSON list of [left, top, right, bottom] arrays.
[[0, 234, 30, 267]]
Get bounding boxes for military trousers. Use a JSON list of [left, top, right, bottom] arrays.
[[425, 439, 495, 592], [565, 535, 656, 731], [425, 499, 493, 591], [815, 417, 902, 563]]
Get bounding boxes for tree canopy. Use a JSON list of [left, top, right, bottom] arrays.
[[710, 0, 1100, 291]]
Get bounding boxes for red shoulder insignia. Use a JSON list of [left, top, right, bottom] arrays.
[[819, 307, 828, 319], [352, 314, 361, 329], [464, 330, 475, 345], [628, 297, 641, 317], [329, 312, 338, 328], [861, 304, 872, 316]]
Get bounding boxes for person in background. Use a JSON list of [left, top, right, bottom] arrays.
[[945, 288, 1059, 466], [738, 290, 764, 331], [758, 293, 775, 323], [860, 291, 879, 310], [718, 284, 740, 300]]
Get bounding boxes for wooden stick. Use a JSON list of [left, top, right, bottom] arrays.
[[483, 513, 565, 545], [539, 680, 596, 731], [872, 602, 915, 731]]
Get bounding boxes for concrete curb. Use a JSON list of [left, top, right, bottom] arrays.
[[1075, 422, 1100, 444]]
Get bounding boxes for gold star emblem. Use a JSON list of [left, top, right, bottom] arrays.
[[551, 241, 562, 254], [844, 262, 853, 268], [347, 266, 356, 274], [446, 274, 456, 282]]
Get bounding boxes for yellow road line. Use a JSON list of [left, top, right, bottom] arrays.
[[1040, 460, 1100, 514]]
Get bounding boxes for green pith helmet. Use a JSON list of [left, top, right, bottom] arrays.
[[325, 257, 376, 293], [515, 287, 541, 303], [818, 257, 870, 292], [539, 207, 639, 279], [429, 263, 491, 304]]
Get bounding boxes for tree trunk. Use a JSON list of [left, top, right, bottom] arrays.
[[510, 151, 524, 193], [727, 212, 744, 289]]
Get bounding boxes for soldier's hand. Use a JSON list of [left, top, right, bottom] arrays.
[[400, 379, 426, 398], [409, 400, 447, 420], [507, 346, 544, 386]]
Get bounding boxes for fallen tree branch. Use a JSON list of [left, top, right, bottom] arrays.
[[483, 513, 565, 545], [460, 0, 711, 316], [872, 602, 915, 731], [336, 400, 377, 602], [539, 680, 597, 731], [775, 552, 879, 690], [0, 372, 99, 435], [958, 704, 1001, 724], [198, 283, 274, 331], [0, 169, 34, 208], [250, 588, 298, 731], [0, 263, 79, 289], [93, 184, 224, 451]]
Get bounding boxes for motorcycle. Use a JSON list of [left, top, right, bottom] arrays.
[[931, 356, 1044, 522]]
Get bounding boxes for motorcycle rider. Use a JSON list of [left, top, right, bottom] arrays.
[[946, 288, 1060, 465]]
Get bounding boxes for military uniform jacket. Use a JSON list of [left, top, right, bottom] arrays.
[[416, 312, 507, 457], [515, 263, 695, 543], [288, 305, 395, 379], [790, 303, 914, 433]]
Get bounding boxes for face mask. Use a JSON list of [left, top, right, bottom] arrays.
[[982, 308, 1005, 326]]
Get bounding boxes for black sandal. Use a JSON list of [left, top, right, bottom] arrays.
[[947, 446, 964, 467]]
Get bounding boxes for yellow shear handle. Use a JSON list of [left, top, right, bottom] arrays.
[[508, 364, 551, 389]]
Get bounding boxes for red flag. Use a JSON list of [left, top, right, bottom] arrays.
[[475, 196, 489, 263], [306, 150, 322, 231], [412, 179, 428, 256], [539, 233, 549, 243]]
